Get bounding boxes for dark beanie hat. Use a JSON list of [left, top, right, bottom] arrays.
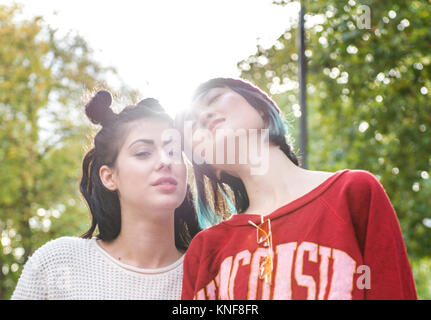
[[193, 77, 281, 114]]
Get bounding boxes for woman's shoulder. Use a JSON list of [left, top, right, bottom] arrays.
[[34, 236, 94, 252], [341, 169, 382, 190], [27, 236, 94, 267], [344, 168, 379, 180], [327, 169, 387, 205], [308, 168, 383, 205], [309, 168, 379, 190], [12, 237, 95, 299], [309, 168, 378, 184]]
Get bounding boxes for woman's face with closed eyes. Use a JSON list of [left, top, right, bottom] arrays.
[[186, 87, 266, 166]]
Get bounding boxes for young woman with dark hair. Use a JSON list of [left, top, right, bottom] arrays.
[[179, 77, 417, 300], [12, 91, 200, 299]]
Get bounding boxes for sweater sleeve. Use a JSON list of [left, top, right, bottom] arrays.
[[357, 173, 417, 300], [11, 249, 48, 300]]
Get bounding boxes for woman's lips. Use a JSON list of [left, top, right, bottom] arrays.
[[152, 177, 178, 192]]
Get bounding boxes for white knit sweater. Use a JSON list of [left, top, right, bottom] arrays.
[[11, 236, 184, 300]]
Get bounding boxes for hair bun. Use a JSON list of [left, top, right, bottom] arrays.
[[85, 90, 116, 126], [136, 98, 164, 112]]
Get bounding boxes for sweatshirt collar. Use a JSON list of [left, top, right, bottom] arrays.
[[222, 169, 350, 227]]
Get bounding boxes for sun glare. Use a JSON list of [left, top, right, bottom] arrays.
[[1, 0, 296, 117]]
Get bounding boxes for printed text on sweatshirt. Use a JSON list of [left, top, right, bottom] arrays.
[[182, 169, 417, 300]]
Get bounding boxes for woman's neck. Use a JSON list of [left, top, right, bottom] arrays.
[[234, 145, 309, 215], [98, 206, 182, 269]]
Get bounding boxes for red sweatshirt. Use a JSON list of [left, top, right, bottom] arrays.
[[182, 169, 417, 300]]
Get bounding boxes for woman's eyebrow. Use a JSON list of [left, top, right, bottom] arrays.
[[195, 88, 216, 105], [162, 138, 173, 146], [128, 139, 154, 149], [203, 88, 219, 103], [190, 89, 216, 113], [187, 88, 222, 121]]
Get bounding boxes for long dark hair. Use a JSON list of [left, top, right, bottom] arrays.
[[177, 78, 300, 229], [80, 90, 200, 251]]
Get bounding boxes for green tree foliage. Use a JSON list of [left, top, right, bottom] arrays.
[[0, 4, 138, 299], [239, 0, 431, 298]]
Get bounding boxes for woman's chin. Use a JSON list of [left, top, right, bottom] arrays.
[[149, 197, 183, 211]]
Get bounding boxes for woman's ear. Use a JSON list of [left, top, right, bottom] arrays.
[[99, 165, 117, 191]]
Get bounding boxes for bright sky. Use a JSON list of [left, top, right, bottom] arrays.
[[2, 0, 298, 115]]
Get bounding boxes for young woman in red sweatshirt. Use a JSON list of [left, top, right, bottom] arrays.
[[178, 77, 417, 300]]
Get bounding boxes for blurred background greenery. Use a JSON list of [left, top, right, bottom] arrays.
[[0, 3, 140, 299], [1, 1, 430, 299]]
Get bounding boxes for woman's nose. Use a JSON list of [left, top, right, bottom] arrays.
[[156, 150, 173, 171], [199, 109, 216, 129]]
